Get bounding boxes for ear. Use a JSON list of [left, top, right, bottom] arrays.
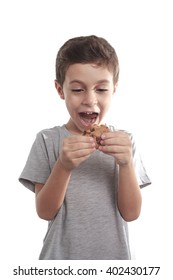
[[113, 84, 118, 95], [54, 80, 65, 100]]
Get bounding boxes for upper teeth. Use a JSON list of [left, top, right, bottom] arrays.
[[80, 112, 98, 115]]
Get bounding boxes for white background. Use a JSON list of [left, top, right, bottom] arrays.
[[0, 0, 173, 275]]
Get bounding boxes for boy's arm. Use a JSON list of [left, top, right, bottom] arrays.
[[35, 159, 71, 221], [35, 135, 95, 221], [99, 131, 142, 222], [117, 162, 142, 221]]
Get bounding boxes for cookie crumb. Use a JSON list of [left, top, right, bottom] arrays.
[[83, 124, 110, 148]]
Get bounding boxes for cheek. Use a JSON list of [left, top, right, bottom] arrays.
[[100, 96, 112, 110], [65, 97, 79, 112]]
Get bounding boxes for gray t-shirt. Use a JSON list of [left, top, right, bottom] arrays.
[[19, 125, 151, 260]]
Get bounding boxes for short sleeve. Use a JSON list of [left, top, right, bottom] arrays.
[[110, 126, 151, 188], [19, 132, 51, 192], [130, 133, 151, 188]]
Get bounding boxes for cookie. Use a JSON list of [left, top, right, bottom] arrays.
[[83, 124, 110, 148]]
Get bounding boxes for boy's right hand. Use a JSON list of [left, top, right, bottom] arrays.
[[59, 135, 96, 171]]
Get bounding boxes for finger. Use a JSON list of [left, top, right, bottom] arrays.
[[70, 142, 96, 151], [101, 131, 129, 140], [66, 135, 94, 144], [63, 135, 95, 148], [70, 147, 95, 159], [101, 132, 131, 146], [63, 140, 95, 154], [100, 138, 130, 147], [99, 144, 126, 153]]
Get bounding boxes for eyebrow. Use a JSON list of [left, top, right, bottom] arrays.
[[69, 79, 110, 84]]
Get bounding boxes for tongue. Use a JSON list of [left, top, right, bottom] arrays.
[[80, 113, 98, 119], [79, 113, 98, 126]]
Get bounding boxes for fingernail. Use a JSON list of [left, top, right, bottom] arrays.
[[101, 134, 105, 139], [91, 142, 96, 147]]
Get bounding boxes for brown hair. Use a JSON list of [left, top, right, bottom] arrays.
[[55, 35, 119, 86]]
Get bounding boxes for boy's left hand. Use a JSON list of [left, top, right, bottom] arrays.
[[98, 131, 132, 166]]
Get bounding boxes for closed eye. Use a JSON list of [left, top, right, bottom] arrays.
[[71, 89, 84, 92], [96, 88, 108, 92]]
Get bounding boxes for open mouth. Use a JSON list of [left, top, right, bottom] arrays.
[[79, 112, 99, 127]]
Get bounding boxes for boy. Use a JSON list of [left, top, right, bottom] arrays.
[[19, 35, 151, 259]]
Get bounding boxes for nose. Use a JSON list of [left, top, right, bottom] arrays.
[[82, 90, 98, 106]]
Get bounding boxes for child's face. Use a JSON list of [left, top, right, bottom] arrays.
[[56, 63, 116, 134]]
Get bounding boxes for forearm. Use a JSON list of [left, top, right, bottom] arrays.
[[35, 135, 95, 221], [35, 159, 71, 220], [117, 162, 142, 221]]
